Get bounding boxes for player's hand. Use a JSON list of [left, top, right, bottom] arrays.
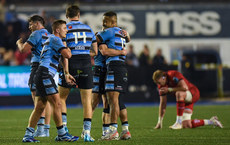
[[121, 47, 127, 56], [159, 87, 168, 95], [65, 74, 76, 86], [154, 122, 162, 129], [121, 29, 128, 36], [121, 29, 131, 42], [16, 38, 23, 45]]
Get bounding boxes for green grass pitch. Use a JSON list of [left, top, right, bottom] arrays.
[[0, 105, 229, 145]]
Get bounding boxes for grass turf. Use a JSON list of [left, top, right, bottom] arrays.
[[0, 105, 229, 145]]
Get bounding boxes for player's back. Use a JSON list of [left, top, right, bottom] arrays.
[[167, 70, 197, 90], [97, 27, 127, 65], [40, 34, 65, 77], [66, 21, 96, 57], [94, 50, 106, 68], [28, 29, 50, 63]]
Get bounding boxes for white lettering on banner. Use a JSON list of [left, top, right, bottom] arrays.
[[75, 12, 136, 36], [8, 73, 30, 88], [146, 11, 221, 36], [0, 74, 7, 88], [117, 12, 136, 35]]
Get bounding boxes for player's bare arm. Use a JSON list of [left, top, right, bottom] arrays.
[[90, 42, 98, 57], [121, 30, 131, 42], [99, 44, 127, 56], [60, 47, 72, 59], [160, 80, 188, 94], [155, 95, 167, 129], [16, 39, 32, 53]]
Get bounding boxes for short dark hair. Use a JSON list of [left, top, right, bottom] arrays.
[[52, 20, 66, 33], [28, 15, 45, 26], [66, 5, 80, 18], [103, 11, 117, 17]]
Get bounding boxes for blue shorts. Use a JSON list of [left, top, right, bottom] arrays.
[[28, 62, 39, 91], [35, 66, 58, 97], [92, 66, 106, 94], [105, 61, 128, 93]]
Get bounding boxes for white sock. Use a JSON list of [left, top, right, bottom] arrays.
[[176, 116, 182, 124], [204, 119, 213, 125], [122, 125, 129, 131]]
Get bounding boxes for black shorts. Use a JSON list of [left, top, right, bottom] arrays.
[[92, 66, 106, 94], [28, 62, 39, 91], [35, 66, 58, 97], [58, 55, 93, 89], [105, 61, 128, 93], [58, 68, 78, 88]]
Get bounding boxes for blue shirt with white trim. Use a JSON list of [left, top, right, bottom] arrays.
[[65, 20, 96, 56], [97, 27, 127, 64], [27, 28, 50, 63], [40, 34, 66, 77]]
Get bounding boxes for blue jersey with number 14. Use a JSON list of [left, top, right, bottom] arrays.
[[65, 20, 96, 55]]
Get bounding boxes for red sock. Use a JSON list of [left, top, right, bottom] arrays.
[[191, 119, 204, 128], [177, 101, 185, 116]]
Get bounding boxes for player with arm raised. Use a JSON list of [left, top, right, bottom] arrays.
[[22, 20, 78, 143], [16, 15, 51, 137], [153, 70, 223, 130]]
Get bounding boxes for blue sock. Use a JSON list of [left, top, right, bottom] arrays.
[[25, 127, 35, 136], [102, 124, 110, 135], [62, 113, 67, 125], [122, 121, 129, 131], [37, 117, 45, 132], [57, 126, 66, 136], [83, 118, 92, 131], [111, 123, 118, 128], [103, 124, 110, 132], [44, 124, 50, 129]]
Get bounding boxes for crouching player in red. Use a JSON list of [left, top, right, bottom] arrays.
[[152, 70, 223, 130]]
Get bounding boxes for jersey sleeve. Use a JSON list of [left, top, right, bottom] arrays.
[[62, 38, 67, 42], [51, 37, 66, 53], [27, 30, 41, 47], [97, 29, 113, 43], [90, 28, 96, 43], [171, 71, 184, 85]]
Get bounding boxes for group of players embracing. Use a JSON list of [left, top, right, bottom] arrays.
[[17, 5, 131, 143]]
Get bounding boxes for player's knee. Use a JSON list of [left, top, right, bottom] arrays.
[[108, 96, 118, 105], [34, 104, 45, 114], [182, 120, 192, 128], [176, 91, 186, 101], [119, 103, 126, 111]]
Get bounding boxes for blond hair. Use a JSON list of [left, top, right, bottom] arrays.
[[152, 70, 166, 83]]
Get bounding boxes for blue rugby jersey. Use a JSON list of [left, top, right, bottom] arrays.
[[65, 20, 96, 56], [27, 28, 50, 63], [97, 27, 127, 64], [94, 50, 106, 68], [39, 34, 66, 77]]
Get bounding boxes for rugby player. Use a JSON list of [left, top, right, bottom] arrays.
[[22, 20, 78, 143], [96, 11, 131, 140], [153, 70, 223, 129], [91, 31, 131, 140], [16, 15, 51, 137], [58, 5, 97, 142]]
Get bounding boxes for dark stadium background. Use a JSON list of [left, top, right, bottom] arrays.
[[1, 0, 230, 107]]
